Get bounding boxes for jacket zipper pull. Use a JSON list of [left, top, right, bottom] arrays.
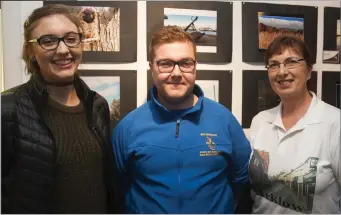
[[175, 118, 180, 138]]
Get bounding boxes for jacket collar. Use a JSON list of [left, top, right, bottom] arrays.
[[266, 92, 324, 131], [150, 84, 204, 120], [27, 72, 95, 122]]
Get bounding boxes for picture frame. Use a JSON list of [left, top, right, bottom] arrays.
[[242, 70, 317, 128], [322, 71, 340, 109], [242, 2, 318, 63], [43, 1, 137, 63], [78, 70, 137, 129], [147, 1, 233, 63], [147, 70, 232, 110], [323, 7, 340, 64]]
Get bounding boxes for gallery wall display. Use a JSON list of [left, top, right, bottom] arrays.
[[44, 1, 137, 63], [242, 2, 318, 63], [147, 70, 232, 110], [147, 1, 233, 63], [323, 7, 340, 64], [242, 70, 317, 128], [78, 70, 137, 129], [322, 71, 340, 109]]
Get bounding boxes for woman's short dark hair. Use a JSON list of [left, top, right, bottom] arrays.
[[265, 36, 313, 68]]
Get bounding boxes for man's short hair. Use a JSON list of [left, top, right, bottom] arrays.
[[148, 25, 196, 61]]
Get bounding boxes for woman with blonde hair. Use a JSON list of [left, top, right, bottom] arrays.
[[1, 4, 120, 213]]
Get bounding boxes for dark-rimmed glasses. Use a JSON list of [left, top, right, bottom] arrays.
[[154, 59, 197, 74], [28, 32, 82, 50], [266, 57, 306, 72]]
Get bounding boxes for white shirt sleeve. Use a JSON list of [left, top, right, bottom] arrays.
[[330, 126, 341, 186]]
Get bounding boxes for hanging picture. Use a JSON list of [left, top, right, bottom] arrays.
[[242, 2, 317, 63], [147, 1, 232, 63], [44, 1, 137, 63], [147, 70, 232, 110], [323, 7, 340, 64], [322, 71, 340, 109], [258, 13, 304, 50], [78, 70, 137, 128], [242, 70, 317, 128]]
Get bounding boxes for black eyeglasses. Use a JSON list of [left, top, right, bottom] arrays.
[[266, 57, 306, 72], [155, 59, 197, 74], [28, 32, 82, 50]]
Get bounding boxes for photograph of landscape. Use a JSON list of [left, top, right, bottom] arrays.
[[258, 12, 304, 49], [196, 80, 219, 102], [164, 7, 217, 53], [69, 6, 120, 52], [81, 76, 121, 121]]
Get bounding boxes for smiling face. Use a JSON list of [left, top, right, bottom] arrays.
[[151, 41, 196, 107], [267, 48, 311, 100], [29, 14, 82, 83]]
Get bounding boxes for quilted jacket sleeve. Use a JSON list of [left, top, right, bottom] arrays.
[[1, 91, 17, 213]]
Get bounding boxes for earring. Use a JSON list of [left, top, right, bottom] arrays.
[[31, 57, 36, 62]]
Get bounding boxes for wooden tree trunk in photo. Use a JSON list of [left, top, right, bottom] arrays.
[[79, 7, 120, 52], [97, 7, 120, 52]]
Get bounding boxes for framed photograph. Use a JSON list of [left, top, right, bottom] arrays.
[[147, 70, 232, 110], [242, 70, 317, 128], [258, 13, 304, 50], [44, 1, 137, 63], [323, 7, 340, 64], [78, 70, 137, 128], [242, 2, 318, 63], [147, 1, 232, 63], [322, 71, 340, 109]]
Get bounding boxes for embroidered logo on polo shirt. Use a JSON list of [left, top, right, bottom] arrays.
[[200, 133, 221, 156]]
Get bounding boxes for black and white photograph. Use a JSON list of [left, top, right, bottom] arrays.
[[336, 82, 340, 108], [164, 8, 217, 53], [195, 80, 219, 102], [322, 71, 340, 109], [323, 7, 340, 64], [323, 50, 339, 64]]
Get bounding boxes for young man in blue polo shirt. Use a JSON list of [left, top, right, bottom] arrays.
[[112, 26, 251, 213]]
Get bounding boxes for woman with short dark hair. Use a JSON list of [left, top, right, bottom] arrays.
[[249, 36, 340, 214]]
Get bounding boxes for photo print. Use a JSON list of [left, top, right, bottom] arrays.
[[81, 76, 121, 121], [337, 19, 340, 50], [164, 8, 217, 53], [69, 6, 120, 52], [195, 80, 219, 102], [250, 150, 319, 213], [257, 80, 280, 112], [258, 12, 304, 49], [336, 82, 340, 108], [323, 50, 339, 64]]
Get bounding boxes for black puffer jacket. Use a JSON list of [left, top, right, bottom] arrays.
[[1, 73, 122, 213]]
